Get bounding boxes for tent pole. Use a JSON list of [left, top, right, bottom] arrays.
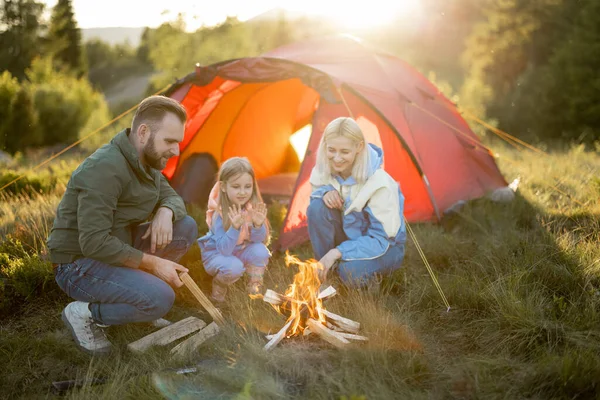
[[422, 175, 441, 222]]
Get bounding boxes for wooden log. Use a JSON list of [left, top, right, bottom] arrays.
[[264, 320, 292, 351], [264, 286, 336, 306], [317, 285, 337, 300], [325, 321, 344, 332], [170, 322, 220, 358], [319, 308, 360, 334], [306, 319, 350, 348], [322, 322, 367, 341], [336, 332, 368, 341], [128, 317, 206, 353], [263, 289, 297, 306], [179, 272, 226, 326]]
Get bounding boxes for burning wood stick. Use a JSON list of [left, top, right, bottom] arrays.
[[319, 308, 360, 334], [128, 316, 206, 353], [264, 320, 293, 351], [263, 289, 299, 306], [317, 285, 337, 300], [264, 286, 336, 306], [170, 321, 220, 359], [179, 272, 226, 326], [306, 319, 350, 348]]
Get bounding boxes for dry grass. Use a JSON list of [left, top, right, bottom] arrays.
[[1, 141, 599, 399]]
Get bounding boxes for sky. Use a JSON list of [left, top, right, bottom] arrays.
[[40, 0, 423, 31]]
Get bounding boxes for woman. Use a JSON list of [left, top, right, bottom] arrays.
[[307, 117, 406, 287]]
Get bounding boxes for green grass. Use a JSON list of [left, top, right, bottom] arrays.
[[0, 141, 599, 399]]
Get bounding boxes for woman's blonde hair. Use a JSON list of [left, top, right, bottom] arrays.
[[217, 157, 270, 242], [315, 117, 370, 184]]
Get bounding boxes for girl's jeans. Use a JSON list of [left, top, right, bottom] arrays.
[[54, 216, 197, 325]]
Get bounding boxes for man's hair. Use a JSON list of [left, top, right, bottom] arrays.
[[131, 95, 187, 134]]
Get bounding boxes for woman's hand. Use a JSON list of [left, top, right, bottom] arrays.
[[228, 204, 245, 230], [317, 248, 342, 282], [251, 202, 268, 227], [323, 190, 343, 209]]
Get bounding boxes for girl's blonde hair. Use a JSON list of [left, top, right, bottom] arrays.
[[217, 157, 271, 242], [314, 117, 370, 184]]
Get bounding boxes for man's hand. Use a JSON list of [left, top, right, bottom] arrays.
[[323, 190, 343, 209], [140, 253, 188, 288], [251, 202, 268, 227], [317, 248, 342, 282], [142, 207, 174, 253]]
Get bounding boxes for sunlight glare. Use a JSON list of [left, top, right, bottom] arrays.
[[289, 124, 312, 162], [308, 1, 423, 30]]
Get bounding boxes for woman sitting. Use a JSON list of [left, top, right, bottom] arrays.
[[307, 117, 406, 287]]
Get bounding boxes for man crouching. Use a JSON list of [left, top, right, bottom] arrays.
[[47, 95, 198, 355]]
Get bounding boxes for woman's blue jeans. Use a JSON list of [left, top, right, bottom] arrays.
[[307, 198, 405, 287]]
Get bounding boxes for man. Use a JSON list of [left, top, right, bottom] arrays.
[[47, 95, 198, 355]]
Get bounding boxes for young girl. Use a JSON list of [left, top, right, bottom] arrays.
[[307, 116, 406, 287], [197, 157, 271, 304]]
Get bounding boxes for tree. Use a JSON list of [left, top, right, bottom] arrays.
[[533, 0, 600, 142], [46, 0, 86, 76], [0, 71, 20, 151], [5, 86, 40, 153], [0, 0, 45, 80], [458, 0, 586, 142]]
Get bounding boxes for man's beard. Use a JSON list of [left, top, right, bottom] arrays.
[[143, 133, 168, 170]]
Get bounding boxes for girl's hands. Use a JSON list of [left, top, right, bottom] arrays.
[[251, 202, 268, 228], [228, 204, 245, 230]]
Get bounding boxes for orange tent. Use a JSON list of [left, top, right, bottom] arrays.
[[163, 34, 507, 251]]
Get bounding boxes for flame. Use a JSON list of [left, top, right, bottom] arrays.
[[283, 251, 328, 335]]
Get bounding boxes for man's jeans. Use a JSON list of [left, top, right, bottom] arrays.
[[54, 216, 198, 325], [307, 198, 405, 287]]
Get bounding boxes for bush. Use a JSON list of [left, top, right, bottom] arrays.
[[0, 170, 57, 196], [0, 236, 57, 316], [26, 56, 111, 149]]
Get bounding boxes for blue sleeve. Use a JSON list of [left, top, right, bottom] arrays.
[[211, 215, 240, 256], [310, 184, 336, 199], [250, 224, 267, 243], [336, 205, 390, 261]]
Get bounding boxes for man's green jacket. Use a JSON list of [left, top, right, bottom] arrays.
[[47, 129, 187, 268]]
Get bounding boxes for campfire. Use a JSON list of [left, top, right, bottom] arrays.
[[260, 252, 368, 350]]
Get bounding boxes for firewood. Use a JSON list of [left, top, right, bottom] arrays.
[[317, 285, 337, 300], [179, 272, 226, 326], [170, 322, 220, 358], [318, 308, 360, 333], [306, 319, 350, 348], [263, 289, 298, 306], [128, 317, 206, 353], [264, 286, 336, 306], [264, 320, 292, 350], [325, 321, 344, 332], [335, 332, 368, 341]]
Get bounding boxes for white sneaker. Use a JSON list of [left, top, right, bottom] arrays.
[[61, 301, 112, 355]]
